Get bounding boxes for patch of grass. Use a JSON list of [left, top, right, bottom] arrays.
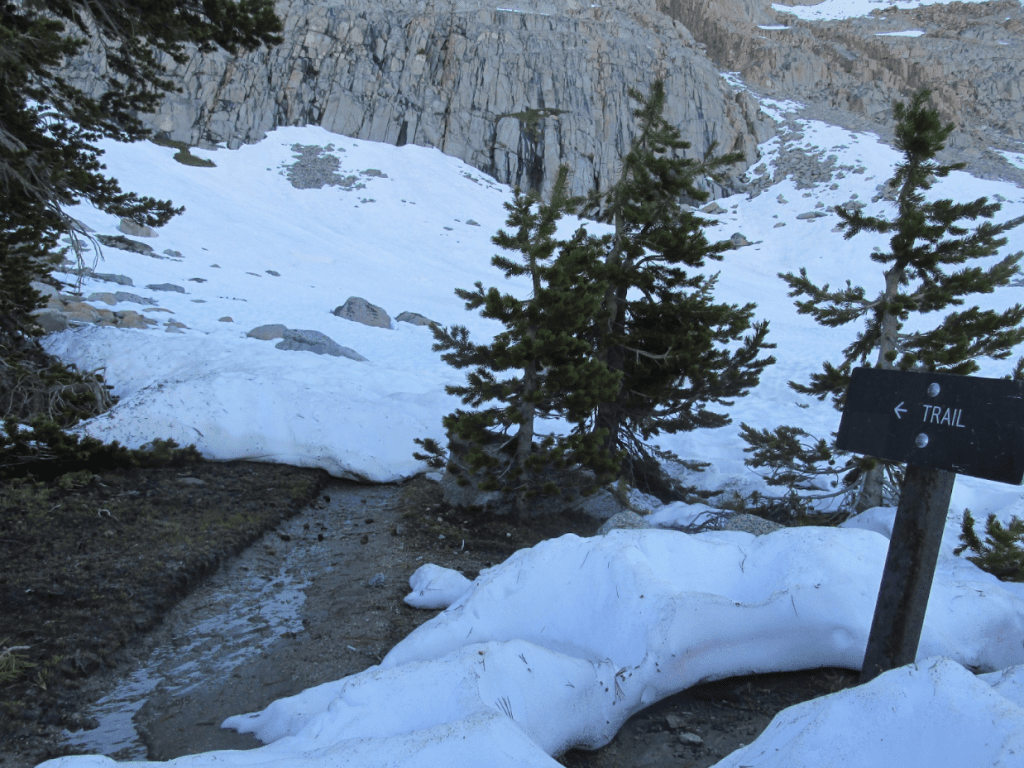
[[0, 639, 34, 685], [151, 136, 216, 168], [0, 461, 326, 736]]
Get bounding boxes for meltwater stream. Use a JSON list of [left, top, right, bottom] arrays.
[[61, 481, 395, 761]]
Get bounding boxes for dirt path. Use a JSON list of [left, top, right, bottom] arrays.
[[4, 472, 857, 767]]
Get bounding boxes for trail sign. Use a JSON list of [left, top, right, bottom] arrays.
[[837, 367, 1024, 485], [838, 367, 1024, 684]]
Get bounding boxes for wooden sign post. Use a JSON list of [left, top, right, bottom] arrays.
[[836, 368, 1024, 684]]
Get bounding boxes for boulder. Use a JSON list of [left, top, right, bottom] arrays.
[[115, 311, 152, 329], [113, 291, 156, 306], [723, 513, 784, 536], [97, 234, 155, 256], [275, 329, 368, 361], [247, 323, 288, 340], [30, 308, 69, 334], [597, 511, 651, 535], [146, 283, 186, 293], [63, 302, 101, 324], [395, 311, 438, 327], [87, 292, 118, 305], [333, 297, 392, 329], [118, 219, 158, 238], [90, 272, 134, 287]]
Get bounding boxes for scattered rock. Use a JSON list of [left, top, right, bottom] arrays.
[[218, 317, 233, 323], [31, 307, 69, 333], [163, 249, 183, 258], [87, 292, 119, 305], [64, 301, 101, 324], [146, 283, 186, 293], [367, 573, 386, 587], [97, 234, 156, 256], [597, 511, 650, 535], [31, 281, 61, 303], [796, 211, 829, 220], [395, 311, 438, 327], [730, 232, 751, 247], [466, 219, 480, 226], [275, 329, 367, 361], [333, 297, 392, 329], [116, 311, 153, 329], [118, 219, 158, 238], [89, 272, 135, 286], [678, 732, 703, 746], [114, 292, 157, 306], [664, 714, 686, 731], [266, 270, 280, 277], [723, 514, 784, 536], [702, 202, 727, 215], [247, 323, 288, 340]]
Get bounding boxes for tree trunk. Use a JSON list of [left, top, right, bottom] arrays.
[[515, 357, 536, 519], [856, 266, 903, 511]]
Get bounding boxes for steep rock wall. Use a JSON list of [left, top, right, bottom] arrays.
[[62, 0, 774, 199], [659, 0, 1024, 182]]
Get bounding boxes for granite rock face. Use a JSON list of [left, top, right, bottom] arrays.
[[659, 0, 1024, 185], [61, 0, 773, 200]]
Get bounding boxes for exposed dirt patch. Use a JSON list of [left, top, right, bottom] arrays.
[[1, 467, 858, 768]]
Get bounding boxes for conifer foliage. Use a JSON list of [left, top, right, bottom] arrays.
[[585, 81, 775, 492], [1, 0, 282, 430], [742, 90, 1024, 511], [421, 82, 776, 511], [415, 167, 620, 517]]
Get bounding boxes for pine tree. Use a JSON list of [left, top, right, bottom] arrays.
[[956, 510, 1024, 582], [584, 80, 775, 495], [1, 0, 282, 427], [416, 167, 620, 517], [746, 90, 1024, 511]]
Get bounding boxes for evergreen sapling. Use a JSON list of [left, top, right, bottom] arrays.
[[415, 167, 619, 517], [584, 80, 775, 496], [742, 90, 1024, 512]]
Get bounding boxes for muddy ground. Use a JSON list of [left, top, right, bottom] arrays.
[[1, 462, 858, 768]]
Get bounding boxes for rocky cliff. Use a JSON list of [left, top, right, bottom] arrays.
[[63, 0, 1024, 195], [63, 0, 774, 199], [660, 0, 1024, 185]]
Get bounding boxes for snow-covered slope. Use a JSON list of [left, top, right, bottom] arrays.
[[38, 93, 1024, 767]]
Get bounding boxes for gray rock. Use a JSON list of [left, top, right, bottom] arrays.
[[597, 511, 651, 535], [678, 732, 703, 746], [395, 311, 438, 327], [247, 323, 288, 340], [90, 272, 135, 287], [702, 202, 728, 215], [796, 211, 828, 220], [275, 329, 368, 361], [333, 297, 392, 329], [115, 310, 153, 329], [729, 232, 751, 247], [31, 308, 69, 333], [87, 292, 118, 305], [146, 283, 186, 293], [723, 513, 784, 536], [63, 301, 101, 324], [114, 291, 157, 306], [118, 219, 158, 238], [58, 0, 771, 202], [30, 281, 60, 302], [97, 235, 155, 256]]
